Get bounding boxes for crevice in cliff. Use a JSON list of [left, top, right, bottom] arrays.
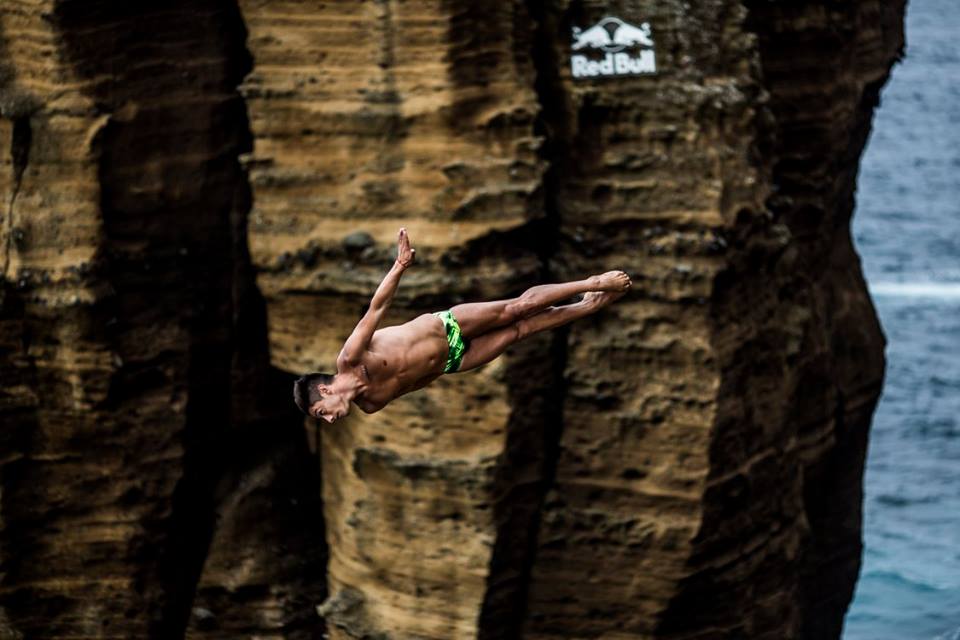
[[477, 2, 571, 637], [3, 113, 32, 281], [159, 3, 329, 636], [188, 3, 329, 636], [8, 116, 29, 194]]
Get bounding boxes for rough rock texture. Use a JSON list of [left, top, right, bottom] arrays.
[[0, 1, 325, 638], [0, 1, 903, 639]]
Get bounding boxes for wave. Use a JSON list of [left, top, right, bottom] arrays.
[[875, 493, 940, 507], [860, 569, 945, 593], [868, 282, 960, 299], [934, 626, 960, 640]]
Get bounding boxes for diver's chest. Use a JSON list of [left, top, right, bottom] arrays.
[[355, 395, 386, 413]]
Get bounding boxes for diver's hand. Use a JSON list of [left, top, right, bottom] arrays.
[[395, 227, 415, 269]]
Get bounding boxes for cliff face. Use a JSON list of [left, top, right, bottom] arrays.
[[0, 1, 902, 639], [0, 1, 325, 637]]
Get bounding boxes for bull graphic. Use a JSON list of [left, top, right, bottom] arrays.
[[571, 23, 613, 50], [571, 17, 653, 53]]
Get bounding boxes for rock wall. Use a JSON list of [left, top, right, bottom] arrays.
[[0, 1, 325, 637], [0, 1, 903, 639]]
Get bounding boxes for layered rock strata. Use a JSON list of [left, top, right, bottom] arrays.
[[0, 1, 325, 637], [0, 1, 902, 639]]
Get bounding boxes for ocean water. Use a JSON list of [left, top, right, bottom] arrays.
[[843, 1, 960, 639]]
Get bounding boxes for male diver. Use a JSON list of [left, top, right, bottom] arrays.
[[293, 228, 631, 423]]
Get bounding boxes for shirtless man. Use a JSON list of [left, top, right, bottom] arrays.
[[293, 228, 632, 423]]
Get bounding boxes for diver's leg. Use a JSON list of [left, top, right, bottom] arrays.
[[450, 271, 631, 339], [456, 291, 623, 372]]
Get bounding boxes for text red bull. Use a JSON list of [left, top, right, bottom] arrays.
[[570, 16, 657, 79], [571, 51, 656, 78]]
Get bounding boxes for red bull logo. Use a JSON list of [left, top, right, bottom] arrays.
[[570, 16, 656, 78]]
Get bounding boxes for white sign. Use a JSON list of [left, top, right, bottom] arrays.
[[570, 16, 656, 79]]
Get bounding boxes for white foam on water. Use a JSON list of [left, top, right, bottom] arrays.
[[934, 626, 960, 640], [868, 282, 960, 299]]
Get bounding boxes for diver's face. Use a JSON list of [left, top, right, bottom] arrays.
[[309, 386, 350, 424]]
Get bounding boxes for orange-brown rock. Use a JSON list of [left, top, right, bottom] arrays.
[[1, 1, 902, 639]]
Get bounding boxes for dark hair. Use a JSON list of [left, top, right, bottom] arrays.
[[293, 372, 335, 416]]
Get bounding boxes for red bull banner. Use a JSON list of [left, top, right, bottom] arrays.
[[570, 16, 657, 78]]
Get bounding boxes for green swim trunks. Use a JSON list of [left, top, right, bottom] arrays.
[[433, 310, 469, 373]]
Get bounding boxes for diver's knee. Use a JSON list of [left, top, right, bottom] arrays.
[[508, 290, 541, 320], [503, 299, 528, 323], [514, 319, 530, 340]]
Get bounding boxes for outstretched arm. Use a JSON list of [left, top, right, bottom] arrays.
[[339, 228, 416, 366]]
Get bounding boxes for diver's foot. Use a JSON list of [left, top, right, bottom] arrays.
[[582, 290, 626, 309], [590, 270, 632, 292]]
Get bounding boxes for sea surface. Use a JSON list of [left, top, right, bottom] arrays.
[[843, 1, 960, 639]]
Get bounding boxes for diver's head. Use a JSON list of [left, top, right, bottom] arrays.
[[293, 372, 351, 423]]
